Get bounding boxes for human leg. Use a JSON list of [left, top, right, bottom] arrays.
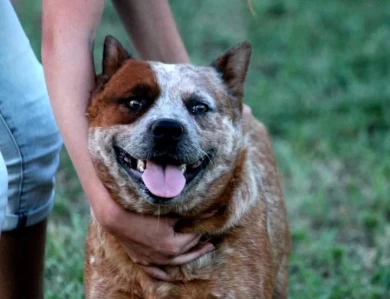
[[0, 220, 48, 299], [0, 1, 62, 298]]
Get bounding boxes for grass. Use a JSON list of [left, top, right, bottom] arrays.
[[14, 0, 390, 298]]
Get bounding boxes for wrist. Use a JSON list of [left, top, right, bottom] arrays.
[[84, 178, 137, 237]]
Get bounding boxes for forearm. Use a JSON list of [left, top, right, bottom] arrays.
[[41, 0, 109, 216], [112, 0, 189, 63], [42, 44, 96, 195]]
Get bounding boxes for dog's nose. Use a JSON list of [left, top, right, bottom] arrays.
[[151, 119, 184, 141]]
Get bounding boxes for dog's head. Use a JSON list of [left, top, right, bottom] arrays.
[[88, 36, 251, 214]]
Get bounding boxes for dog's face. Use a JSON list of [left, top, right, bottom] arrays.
[[88, 36, 251, 214]]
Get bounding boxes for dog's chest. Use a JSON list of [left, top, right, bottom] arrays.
[[86, 218, 269, 299]]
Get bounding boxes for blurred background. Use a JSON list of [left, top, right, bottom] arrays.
[[13, 0, 390, 298]]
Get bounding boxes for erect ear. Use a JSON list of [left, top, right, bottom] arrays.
[[211, 42, 252, 100], [102, 35, 132, 77]]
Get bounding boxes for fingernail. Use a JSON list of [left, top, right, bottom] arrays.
[[200, 210, 218, 219], [205, 243, 215, 251]]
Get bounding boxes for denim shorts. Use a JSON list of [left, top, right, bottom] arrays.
[[0, 0, 62, 232]]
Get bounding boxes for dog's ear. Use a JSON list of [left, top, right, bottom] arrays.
[[211, 42, 252, 100], [90, 36, 131, 105], [102, 35, 132, 77]]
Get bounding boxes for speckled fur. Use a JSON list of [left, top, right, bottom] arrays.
[[85, 36, 290, 299]]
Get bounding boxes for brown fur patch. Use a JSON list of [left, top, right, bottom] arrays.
[[88, 60, 160, 127]]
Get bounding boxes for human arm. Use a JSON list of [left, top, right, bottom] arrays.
[[112, 0, 189, 63], [41, 0, 212, 281]]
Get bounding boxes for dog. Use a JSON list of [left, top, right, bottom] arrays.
[[84, 35, 290, 299]]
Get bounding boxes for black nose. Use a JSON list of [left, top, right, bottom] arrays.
[[151, 118, 184, 141]]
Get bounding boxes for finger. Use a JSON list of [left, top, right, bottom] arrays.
[[121, 242, 145, 263], [243, 104, 252, 115], [122, 242, 164, 267], [141, 266, 177, 282], [164, 243, 215, 266], [179, 234, 202, 254], [166, 232, 201, 256], [136, 235, 202, 266], [199, 209, 218, 219]]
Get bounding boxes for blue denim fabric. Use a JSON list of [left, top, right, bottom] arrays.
[[0, 0, 62, 232], [0, 151, 7, 231]]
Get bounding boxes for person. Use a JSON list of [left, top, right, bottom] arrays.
[[0, 1, 215, 298], [0, 1, 63, 298]]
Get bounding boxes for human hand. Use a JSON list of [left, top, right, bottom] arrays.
[[91, 189, 214, 281]]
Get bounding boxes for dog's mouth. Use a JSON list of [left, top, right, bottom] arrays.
[[113, 146, 211, 203]]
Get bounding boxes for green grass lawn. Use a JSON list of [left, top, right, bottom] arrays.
[[15, 0, 390, 298]]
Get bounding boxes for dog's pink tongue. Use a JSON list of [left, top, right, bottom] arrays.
[[142, 161, 186, 198]]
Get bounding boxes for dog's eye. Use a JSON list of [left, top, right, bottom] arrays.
[[127, 99, 143, 112], [192, 103, 209, 115]]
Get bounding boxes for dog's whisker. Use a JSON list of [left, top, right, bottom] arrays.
[[198, 148, 212, 164]]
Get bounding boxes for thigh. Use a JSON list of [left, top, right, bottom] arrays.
[[0, 0, 62, 231]]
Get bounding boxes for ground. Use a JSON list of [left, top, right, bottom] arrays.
[[15, 0, 390, 298]]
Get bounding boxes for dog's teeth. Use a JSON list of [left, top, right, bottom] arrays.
[[137, 160, 145, 172], [180, 164, 186, 173]]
